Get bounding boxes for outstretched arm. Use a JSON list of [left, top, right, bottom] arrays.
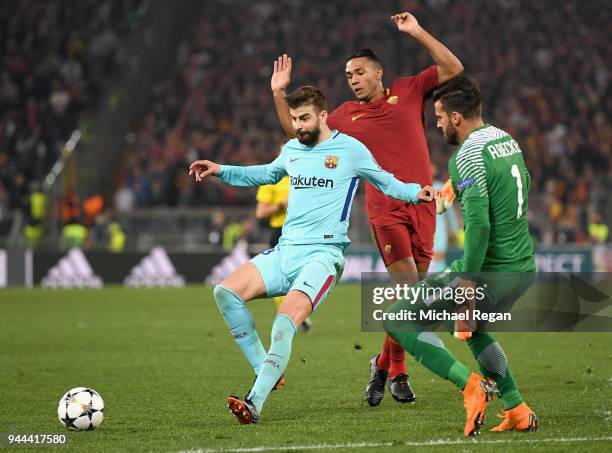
[[271, 54, 296, 138], [391, 12, 463, 84], [353, 144, 437, 203], [189, 155, 287, 187]]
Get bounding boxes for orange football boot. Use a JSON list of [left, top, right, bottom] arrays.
[[273, 375, 286, 391], [491, 402, 540, 432], [462, 373, 498, 436], [227, 396, 259, 424]]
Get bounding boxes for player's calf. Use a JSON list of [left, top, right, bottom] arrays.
[[252, 373, 286, 392]]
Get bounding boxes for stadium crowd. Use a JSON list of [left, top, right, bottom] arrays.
[[117, 0, 610, 245], [1, 1, 609, 247], [0, 0, 146, 234]]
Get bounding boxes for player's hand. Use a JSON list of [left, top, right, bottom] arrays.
[[417, 185, 438, 203], [453, 329, 473, 341], [188, 160, 220, 182], [453, 279, 476, 340], [390, 12, 422, 36], [436, 178, 456, 214], [271, 54, 292, 93]]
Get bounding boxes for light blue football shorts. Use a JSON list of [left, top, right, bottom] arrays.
[[250, 243, 345, 311]]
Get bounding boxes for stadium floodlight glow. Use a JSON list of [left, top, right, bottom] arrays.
[[42, 129, 82, 192], [64, 130, 81, 152]]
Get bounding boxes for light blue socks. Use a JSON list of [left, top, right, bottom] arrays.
[[213, 285, 266, 374], [247, 314, 297, 413]]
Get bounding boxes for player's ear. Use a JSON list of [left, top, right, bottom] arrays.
[[450, 111, 462, 127], [376, 66, 383, 82], [319, 109, 328, 124]]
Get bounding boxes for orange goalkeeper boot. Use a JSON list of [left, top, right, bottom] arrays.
[[491, 402, 539, 432], [462, 373, 498, 436]]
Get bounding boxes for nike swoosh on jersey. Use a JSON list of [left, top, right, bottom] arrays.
[[351, 113, 366, 121]]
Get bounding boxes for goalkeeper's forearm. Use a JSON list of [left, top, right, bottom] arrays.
[[462, 219, 490, 273], [460, 196, 491, 272]]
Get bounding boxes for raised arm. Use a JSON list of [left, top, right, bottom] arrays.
[[271, 54, 296, 138], [390, 12, 463, 84], [189, 153, 287, 187], [353, 144, 437, 203]]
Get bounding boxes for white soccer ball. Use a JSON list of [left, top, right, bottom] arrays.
[[57, 387, 105, 431]]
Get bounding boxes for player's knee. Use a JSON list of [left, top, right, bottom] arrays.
[[278, 291, 312, 326], [386, 257, 419, 282], [213, 285, 237, 308]]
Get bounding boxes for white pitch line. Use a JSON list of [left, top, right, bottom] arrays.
[[177, 436, 612, 453]]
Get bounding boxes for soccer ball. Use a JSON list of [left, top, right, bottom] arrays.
[[57, 387, 105, 431]]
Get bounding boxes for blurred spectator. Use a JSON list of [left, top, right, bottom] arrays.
[[208, 210, 225, 246], [114, 181, 136, 213], [89, 212, 110, 250], [589, 212, 609, 244], [22, 184, 47, 248], [61, 190, 81, 224], [223, 218, 255, 252], [82, 194, 104, 226], [62, 221, 88, 249], [89, 211, 126, 252], [222, 221, 242, 252], [108, 221, 126, 252]]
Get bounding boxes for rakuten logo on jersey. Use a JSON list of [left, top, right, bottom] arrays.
[[290, 174, 334, 189]]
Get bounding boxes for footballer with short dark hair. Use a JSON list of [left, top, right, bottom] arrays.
[[384, 75, 539, 436], [271, 11, 464, 407]]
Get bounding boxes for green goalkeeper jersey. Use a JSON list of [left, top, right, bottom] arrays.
[[448, 124, 535, 273]]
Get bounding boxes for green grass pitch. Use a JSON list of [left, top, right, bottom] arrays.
[[0, 285, 610, 452]]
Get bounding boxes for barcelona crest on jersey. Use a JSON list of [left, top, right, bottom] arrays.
[[325, 155, 339, 169]]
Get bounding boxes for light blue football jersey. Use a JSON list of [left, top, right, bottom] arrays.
[[219, 131, 422, 248]]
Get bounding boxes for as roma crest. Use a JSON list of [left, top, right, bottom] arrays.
[[325, 155, 339, 169], [387, 95, 399, 105]]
